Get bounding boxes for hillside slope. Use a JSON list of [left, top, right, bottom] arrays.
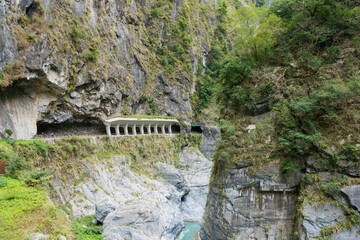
[[201, 0, 360, 239]]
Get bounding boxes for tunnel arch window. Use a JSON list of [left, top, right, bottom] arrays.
[[171, 125, 181, 134]]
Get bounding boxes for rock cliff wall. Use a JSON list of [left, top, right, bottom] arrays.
[[201, 115, 360, 240], [201, 158, 300, 240], [48, 136, 213, 240], [0, 0, 232, 139]]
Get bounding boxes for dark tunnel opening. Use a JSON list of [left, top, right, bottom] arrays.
[[36, 121, 106, 138], [190, 125, 203, 134], [171, 125, 181, 134]]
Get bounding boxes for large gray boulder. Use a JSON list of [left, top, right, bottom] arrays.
[[95, 197, 118, 223], [103, 199, 183, 240], [341, 185, 360, 211], [157, 162, 189, 196]]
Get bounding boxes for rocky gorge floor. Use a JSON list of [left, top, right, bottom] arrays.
[[53, 146, 212, 240]]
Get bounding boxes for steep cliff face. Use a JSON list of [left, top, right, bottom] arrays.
[[201, 118, 302, 240], [0, 0, 229, 139]]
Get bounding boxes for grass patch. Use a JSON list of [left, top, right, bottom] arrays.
[[93, 135, 183, 177], [0, 178, 72, 240], [72, 216, 102, 240]]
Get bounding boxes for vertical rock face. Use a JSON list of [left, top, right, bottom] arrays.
[[201, 161, 300, 240], [178, 147, 213, 222], [0, 0, 228, 139], [0, 88, 57, 139], [201, 125, 221, 160], [0, 0, 16, 70]]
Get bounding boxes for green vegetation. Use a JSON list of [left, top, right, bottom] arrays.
[[212, 0, 360, 172], [0, 178, 73, 239], [0, 132, 201, 239], [104, 115, 176, 120], [0, 176, 7, 188], [72, 216, 103, 240], [92, 134, 193, 176], [192, 2, 229, 116], [0, 137, 96, 186], [208, 0, 360, 238]]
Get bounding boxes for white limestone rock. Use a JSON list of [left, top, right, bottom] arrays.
[[95, 197, 118, 223], [178, 147, 213, 222], [32, 233, 48, 240]]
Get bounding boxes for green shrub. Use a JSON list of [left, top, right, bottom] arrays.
[[157, 47, 165, 55], [218, 1, 228, 18], [72, 216, 102, 240], [5, 129, 12, 137], [275, 80, 353, 157], [0, 177, 7, 188], [318, 181, 341, 194], [326, 46, 341, 63], [148, 98, 156, 115], [160, 57, 168, 66], [281, 159, 292, 177], [218, 120, 235, 138], [194, 75, 215, 115], [71, 25, 84, 41], [24, 170, 50, 187], [178, 18, 188, 31], [270, 0, 360, 49], [86, 44, 100, 63], [151, 8, 161, 18], [0, 70, 4, 79], [5, 155, 32, 179]]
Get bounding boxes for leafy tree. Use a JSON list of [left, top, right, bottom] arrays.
[[270, 0, 360, 50], [232, 0, 283, 61]]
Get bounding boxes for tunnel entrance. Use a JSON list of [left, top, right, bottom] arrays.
[[171, 125, 181, 134], [36, 121, 106, 138], [190, 124, 203, 134]]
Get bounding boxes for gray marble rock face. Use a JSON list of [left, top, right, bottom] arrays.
[[95, 197, 118, 223], [157, 161, 190, 196], [301, 202, 360, 240], [103, 199, 183, 240], [302, 203, 345, 238], [341, 185, 360, 211], [51, 147, 212, 240], [200, 160, 300, 240], [200, 125, 221, 160], [178, 147, 213, 222], [0, 0, 220, 139]]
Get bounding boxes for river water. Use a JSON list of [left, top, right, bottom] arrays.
[[177, 222, 201, 240]]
